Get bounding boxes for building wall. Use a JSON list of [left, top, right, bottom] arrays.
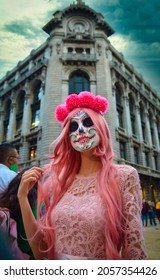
[[0, 1, 160, 200]]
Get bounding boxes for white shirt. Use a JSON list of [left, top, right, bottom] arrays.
[[0, 164, 17, 193]]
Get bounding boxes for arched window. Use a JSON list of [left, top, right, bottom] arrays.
[[16, 91, 25, 134], [33, 82, 43, 102], [115, 85, 124, 128], [69, 71, 90, 94], [156, 116, 160, 146], [149, 111, 154, 145], [119, 141, 126, 160], [153, 153, 158, 170], [129, 95, 136, 135], [3, 99, 11, 141], [29, 139, 37, 160], [17, 93, 25, 113], [139, 103, 146, 141], [134, 146, 139, 164], [31, 81, 42, 128], [144, 151, 150, 167]]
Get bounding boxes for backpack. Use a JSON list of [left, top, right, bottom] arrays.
[[0, 208, 29, 260]]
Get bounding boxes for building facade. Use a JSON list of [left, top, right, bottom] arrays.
[[0, 1, 160, 200]]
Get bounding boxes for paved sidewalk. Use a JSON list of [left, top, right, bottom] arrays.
[[143, 222, 160, 260]]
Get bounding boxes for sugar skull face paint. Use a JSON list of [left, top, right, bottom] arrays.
[[69, 111, 100, 151]]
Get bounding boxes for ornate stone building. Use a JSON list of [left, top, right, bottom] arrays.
[[0, 1, 160, 200]]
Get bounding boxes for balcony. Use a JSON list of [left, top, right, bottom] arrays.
[[117, 126, 126, 134], [61, 53, 97, 65]]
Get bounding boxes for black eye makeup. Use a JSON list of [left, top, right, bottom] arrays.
[[69, 121, 79, 133], [69, 117, 94, 133], [83, 117, 94, 127]]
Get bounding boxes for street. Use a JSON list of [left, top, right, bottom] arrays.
[[144, 223, 160, 260]]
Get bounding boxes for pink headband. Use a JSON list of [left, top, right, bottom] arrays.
[[55, 91, 109, 123]]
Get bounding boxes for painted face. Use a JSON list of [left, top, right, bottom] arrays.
[[69, 111, 100, 152]]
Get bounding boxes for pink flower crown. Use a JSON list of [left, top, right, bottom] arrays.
[[55, 91, 109, 123]]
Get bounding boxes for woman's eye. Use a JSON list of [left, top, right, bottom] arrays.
[[83, 117, 94, 127], [69, 121, 79, 133]]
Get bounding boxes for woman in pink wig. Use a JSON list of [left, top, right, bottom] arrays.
[[18, 91, 147, 260]]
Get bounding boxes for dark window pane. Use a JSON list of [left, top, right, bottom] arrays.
[[31, 109, 40, 128], [69, 72, 90, 94], [29, 140, 37, 160], [119, 141, 126, 160]]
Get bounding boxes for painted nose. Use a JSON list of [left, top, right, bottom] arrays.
[[79, 126, 84, 133]]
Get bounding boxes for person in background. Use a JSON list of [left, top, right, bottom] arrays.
[[0, 143, 19, 193], [0, 168, 37, 259], [141, 199, 149, 227], [148, 200, 157, 226], [18, 91, 147, 260], [155, 198, 160, 223]]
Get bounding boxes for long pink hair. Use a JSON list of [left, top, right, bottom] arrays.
[[37, 108, 124, 259]]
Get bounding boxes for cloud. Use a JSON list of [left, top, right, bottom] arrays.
[[0, 18, 48, 78], [105, 0, 160, 43], [3, 19, 40, 39], [85, 0, 160, 47]]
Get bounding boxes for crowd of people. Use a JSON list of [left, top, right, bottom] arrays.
[[0, 91, 158, 260], [141, 199, 160, 227]]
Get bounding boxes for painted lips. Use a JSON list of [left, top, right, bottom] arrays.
[[77, 135, 95, 143]]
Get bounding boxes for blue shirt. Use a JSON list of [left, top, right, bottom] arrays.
[[0, 164, 17, 193]]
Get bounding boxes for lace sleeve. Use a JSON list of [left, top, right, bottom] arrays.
[[120, 166, 147, 260]]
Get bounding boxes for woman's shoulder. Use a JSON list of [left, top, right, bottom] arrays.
[[114, 164, 138, 177], [113, 164, 140, 192]]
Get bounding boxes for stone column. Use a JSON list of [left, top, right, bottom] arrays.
[[7, 100, 16, 142], [19, 89, 32, 162], [143, 109, 155, 168], [135, 103, 144, 165], [144, 109, 152, 146], [21, 82, 32, 135], [135, 103, 143, 141], [123, 92, 133, 162], [152, 116, 160, 150], [0, 108, 4, 142], [90, 80, 96, 94], [123, 93, 132, 136], [157, 153, 160, 171], [140, 143, 146, 166], [150, 148, 155, 169]]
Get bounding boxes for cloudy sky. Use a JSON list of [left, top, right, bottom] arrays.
[[0, 0, 160, 93]]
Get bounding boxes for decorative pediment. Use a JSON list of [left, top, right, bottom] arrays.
[[43, 0, 114, 37]]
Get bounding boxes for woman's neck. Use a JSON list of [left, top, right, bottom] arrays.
[[78, 151, 102, 177]]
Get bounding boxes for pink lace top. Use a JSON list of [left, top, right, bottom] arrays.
[[51, 165, 147, 260]]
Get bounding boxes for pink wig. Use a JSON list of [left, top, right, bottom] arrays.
[[37, 108, 124, 259]]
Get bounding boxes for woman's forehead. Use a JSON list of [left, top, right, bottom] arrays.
[[71, 110, 88, 121]]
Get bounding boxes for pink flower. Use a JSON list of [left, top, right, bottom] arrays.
[[78, 91, 95, 109], [93, 95, 109, 113], [66, 94, 79, 111], [55, 104, 69, 122]]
